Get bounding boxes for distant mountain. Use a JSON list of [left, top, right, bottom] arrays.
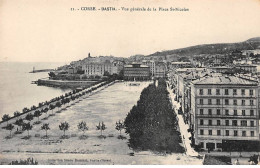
[[247, 37, 260, 42], [147, 37, 260, 58]]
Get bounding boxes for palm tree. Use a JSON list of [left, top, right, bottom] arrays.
[[41, 123, 50, 137], [2, 114, 10, 126], [96, 122, 106, 136], [22, 122, 33, 137], [77, 121, 88, 136], [59, 121, 69, 136], [115, 120, 125, 136], [6, 123, 14, 137]]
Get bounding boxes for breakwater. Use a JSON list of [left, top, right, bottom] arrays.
[[37, 79, 100, 88], [29, 69, 54, 73]]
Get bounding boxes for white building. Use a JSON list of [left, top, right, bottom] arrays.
[[142, 60, 167, 78], [82, 61, 123, 77]]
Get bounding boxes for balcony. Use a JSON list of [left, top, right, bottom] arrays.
[[197, 125, 257, 129], [196, 135, 259, 141], [196, 114, 258, 119]]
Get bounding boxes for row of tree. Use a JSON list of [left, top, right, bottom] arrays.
[[5, 120, 125, 138], [1, 80, 113, 126], [124, 79, 184, 153]]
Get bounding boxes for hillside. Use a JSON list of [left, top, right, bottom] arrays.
[[147, 37, 260, 58]]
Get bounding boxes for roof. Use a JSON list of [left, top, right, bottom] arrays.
[[237, 64, 257, 67], [209, 66, 230, 69], [176, 68, 206, 72], [171, 62, 191, 65], [124, 64, 149, 68], [179, 73, 204, 80], [191, 76, 258, 85]]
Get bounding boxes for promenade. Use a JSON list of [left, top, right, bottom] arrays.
[[167, 82, 199, 158], [0, 80, 113, 127]]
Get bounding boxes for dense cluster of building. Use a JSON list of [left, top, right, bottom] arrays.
[[169, 59, 260, 152], [55, 49, 260, 152], [57, 53, 168, 80]]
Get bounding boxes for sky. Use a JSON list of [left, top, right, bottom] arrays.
[[0, 0, 260, 63]]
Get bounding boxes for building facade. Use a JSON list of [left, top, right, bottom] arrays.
[[142, 60, 167, 78], [142, 60, 155, 76], [237, 64, 257, 74], [154, 62, 167, 78], [123, 63, 150, 80], [190, 76, 259, 151], [82, 61, 123, 77]]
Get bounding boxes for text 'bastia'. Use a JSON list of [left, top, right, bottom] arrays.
[[81, 7, 116, 11]]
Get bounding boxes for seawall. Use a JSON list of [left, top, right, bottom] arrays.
[[37, 79, 99, 88]]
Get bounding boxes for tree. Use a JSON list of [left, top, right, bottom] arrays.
[[65, 98, 70, 106], [48, 71, 56, 78], [96, 122, 106, 136], [103, 71, 110, 76], [25, 113, 34, 121], [49, 104, 55, 115], [59, 122, 69, 136], [2, 114, 10, 126], [38, 102, 43, 108], [77, 121, 88, 136], [34, 110, 41, 122], [44, 107, 49, 116], [248, 155, 259, 165], [22, 123, 33, 137], [124, 79, 183, 153], [41, 123, 50, 137], [23, 107, 29, 113], [30, 105, 37, 111], [13, 111, 21, 118], [115, 120, 125, 136], [6, 123, 14, 137], [118, 70, 124, 80], [14, 118, 24, 131], [56, 102, 61, 112]]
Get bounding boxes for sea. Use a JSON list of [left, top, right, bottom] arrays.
[[0, 62, 71, 117]]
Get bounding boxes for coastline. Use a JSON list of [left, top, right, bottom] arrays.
[[0, 80, 118, 126], [37, 79, 100, 88]]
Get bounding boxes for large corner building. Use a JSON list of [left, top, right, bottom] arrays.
[[190, 76, 259, 151]]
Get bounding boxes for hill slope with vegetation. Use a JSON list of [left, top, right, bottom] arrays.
[[147, 37, 260, 58]]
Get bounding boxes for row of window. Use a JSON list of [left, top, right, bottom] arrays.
[[198, 99, 255, 105], [199, 129, 255, 137], [199, 88, 254, 96], [199, 119, 255, 127], [199, 109, 255, 116]]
